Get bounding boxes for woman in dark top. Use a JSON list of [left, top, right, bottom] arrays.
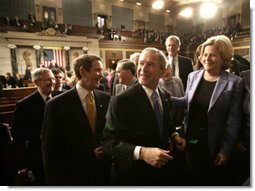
[[171, 35, 243, 185], [186, 78, 216, 169]]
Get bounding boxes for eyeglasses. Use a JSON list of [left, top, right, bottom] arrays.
[[40, 78, 56, 82]]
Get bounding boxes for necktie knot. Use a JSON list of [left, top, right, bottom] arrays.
[[152, 91, 159, 102], [86, 92, 93, 102]]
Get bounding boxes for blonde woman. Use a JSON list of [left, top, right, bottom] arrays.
[[171, 35, 244, 185]]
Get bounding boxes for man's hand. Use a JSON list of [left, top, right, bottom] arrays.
[[173, 134, 186, 151], [94, 146, 104, 159], [139, 147, 173, 168], [214, 153, 228, 166]]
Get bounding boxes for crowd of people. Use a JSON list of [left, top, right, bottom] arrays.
[[1, 12, 247, 49], [1, 13, 73, 35], [100, 21, 244, 49], [0, 34, 250, 186]]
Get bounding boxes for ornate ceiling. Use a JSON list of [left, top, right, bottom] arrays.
[[124, 0, 223, 10]]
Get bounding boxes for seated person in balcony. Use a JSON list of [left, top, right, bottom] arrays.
[[13, 16, 21, 26], [6, 72, 17, 88], [0, 81, 4, 97], [28, 12, 36, 26], [15, 73, 24, 88], [0, 74, 7, 88]]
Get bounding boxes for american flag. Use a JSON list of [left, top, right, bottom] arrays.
[[43, 49, 64, 68]]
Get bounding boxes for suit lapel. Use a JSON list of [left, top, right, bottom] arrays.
[[69, 88, 95, 136], [158, 88, 171, 138], [93, 90, 107, 136], [208, 71, 228, 112], [188, 70, 203, 105]]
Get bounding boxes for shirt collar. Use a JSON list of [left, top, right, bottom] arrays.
[[168, 55, 178, 61], [142, 85, 160, 99], [76, 83, 94, 101], [37, 89, 52, 102]]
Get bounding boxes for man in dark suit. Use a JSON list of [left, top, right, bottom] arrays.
[[113, 59, 138, 95], [165, 35, 193, 90], [41, 54, 111, 185], [12, 68, 55, 185], [102, 47, 186, 185], [50, 68, 70, 97]]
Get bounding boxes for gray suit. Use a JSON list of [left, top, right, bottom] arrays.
[[172, 69, 243, 159]]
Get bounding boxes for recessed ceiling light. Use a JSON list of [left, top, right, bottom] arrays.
[[152, 0, 164, 10], [179, 7, 193, 18], [166, 10, 171, 13], [136, 2, 142, 6], [200, 3, 218, 18]]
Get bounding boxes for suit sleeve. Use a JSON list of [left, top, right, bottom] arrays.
[[220, 77, 244, 157], [171, 73, 192, 110], [101, 96, 136, 161], [41, 101, 68, 185], [11, 102, 29, 169]]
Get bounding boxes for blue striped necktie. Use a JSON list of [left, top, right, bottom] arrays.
[[152, 91, 163, 138]]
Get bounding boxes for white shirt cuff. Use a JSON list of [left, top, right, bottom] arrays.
[[133, 146, 141, 160]]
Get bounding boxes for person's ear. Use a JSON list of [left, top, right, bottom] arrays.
[[79, 67, 88, 78], [160, 68, 166, 77]]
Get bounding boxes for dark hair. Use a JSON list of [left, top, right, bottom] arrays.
[[73, 54, 102, 80], [116, 59, 136, 76], [140, 47, 167, 70], [51, 68, 63, 75]]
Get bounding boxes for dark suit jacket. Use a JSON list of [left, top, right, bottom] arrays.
[[240, 70, 250, 149], [177, 55, 193, 90], [12, 90, 45, 184], [102, 83, 177, 185], [41, 87, 111, 185], [172, 69, 243, 159]]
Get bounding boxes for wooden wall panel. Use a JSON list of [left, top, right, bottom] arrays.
[[105, 50, 122, 69]]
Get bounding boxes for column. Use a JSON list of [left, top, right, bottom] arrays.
[[7, 44, 18, 77], [33, 45, 41, 68], [64, 46, 70, 71], [82, 47, 88, 54]]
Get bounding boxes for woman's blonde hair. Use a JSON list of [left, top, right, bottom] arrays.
[[201, 35, 233, 70]]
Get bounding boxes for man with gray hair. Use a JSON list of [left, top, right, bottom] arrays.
[[130, 52, 140, 66], [12, 67, 55, 185], [165, 35, 193, 90]]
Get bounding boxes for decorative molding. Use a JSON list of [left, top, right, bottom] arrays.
[[7, 44, 17, 49], [64, 46, 70, 50], [3, 31, 95, 48], [82, 47, 89, 51], [36, 27, 65, 37], [33, 45, 41, 50]]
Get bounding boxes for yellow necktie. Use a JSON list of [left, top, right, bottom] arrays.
[[85, 92, 96, 135]]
